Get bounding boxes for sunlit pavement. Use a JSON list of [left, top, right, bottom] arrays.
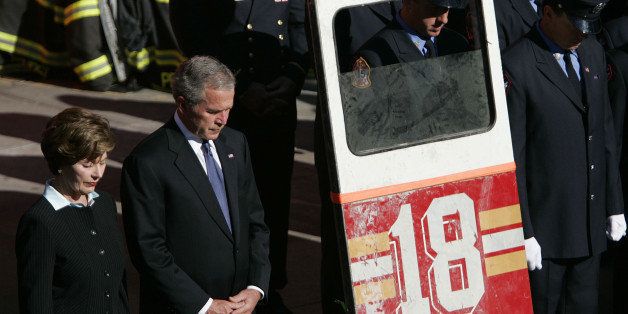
[[0, 76, 322, 313]]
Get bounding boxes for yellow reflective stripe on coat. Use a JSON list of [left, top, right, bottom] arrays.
[[64, 0, 100, 25], [0, 31, 68, 66], [151, 48, 186, 67], [126, 48, 150, 70], [0, 31, 17, 53], [35, 0, 65, 24], [154, 0, 169, 3], [74, 55, 112, 81]]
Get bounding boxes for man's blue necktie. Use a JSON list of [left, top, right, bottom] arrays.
[[202, 140, 231, 232], [563, 51, 583, 100]]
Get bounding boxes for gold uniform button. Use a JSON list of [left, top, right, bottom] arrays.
[[277, 19, 283, 26], [278, 34, 285, 40], [246, 24, 253, 30]]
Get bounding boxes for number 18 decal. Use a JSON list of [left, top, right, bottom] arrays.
[[390, 193, 485, 312]]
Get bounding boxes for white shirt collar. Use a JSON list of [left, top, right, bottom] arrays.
[[174, 112, 218, 150], [173, 112, 222, 172], [43, 179, 99, 210]]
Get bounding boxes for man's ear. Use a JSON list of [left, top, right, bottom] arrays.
[[545, 5, 560, 19], [175, 96, 186, 113]]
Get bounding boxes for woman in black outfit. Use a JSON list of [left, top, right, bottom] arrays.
[[16, 107, 129, 313]]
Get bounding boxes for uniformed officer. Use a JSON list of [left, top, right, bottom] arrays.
[[607, 41, 628, 314], [354, 0, 469, 69], [169, 1, 308, 312], [334, 1, 401, 72], [502, 0, 627, 312], [495, 0, 542, 51], [602, 7, 628, 314]]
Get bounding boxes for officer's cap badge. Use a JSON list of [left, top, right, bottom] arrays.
[[352, 57, 371, 89]]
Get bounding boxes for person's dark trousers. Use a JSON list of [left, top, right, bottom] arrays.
[[529, 255, 601, 314], [229, 98, 296, 294], [611, 239, 628, 313], [315, 106, 347, 313]]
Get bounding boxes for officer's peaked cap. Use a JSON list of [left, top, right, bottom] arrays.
[[428, 0, 468, 9], [546, 0, 609, 34]]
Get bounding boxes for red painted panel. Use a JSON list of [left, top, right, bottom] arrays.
[[343, 171, 532, 313]]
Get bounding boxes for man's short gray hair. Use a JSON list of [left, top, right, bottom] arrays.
[[171, 55, 236, 108]]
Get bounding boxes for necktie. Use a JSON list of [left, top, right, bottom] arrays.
[[202, 140, 231, 232], [424, 39, 436, 58], [563, 51, 583, 100]]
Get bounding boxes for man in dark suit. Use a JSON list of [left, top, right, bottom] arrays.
[[355, 0, 468, 69], [169, 3, 306, 310], [121, 56, 270, 314], [495, 0, 541, 51], [502, 0, 626, 312]]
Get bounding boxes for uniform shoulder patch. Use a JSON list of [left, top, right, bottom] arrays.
[[352, 56, 371, 89]]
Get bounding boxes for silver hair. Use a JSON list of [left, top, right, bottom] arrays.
[[171, 55, 235, 108]]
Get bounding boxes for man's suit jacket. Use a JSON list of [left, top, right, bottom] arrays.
[[121, 119, 270, 314], [495, 0, 538, 51], [355, 19, 468, 68], [503, 27, 624, 259], [16, 192, 129, 313]]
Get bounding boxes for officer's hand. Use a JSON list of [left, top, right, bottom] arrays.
[[265, 76, 297, 102], [229, 289, 261, 314], [606, 214, 627, 241], [524, 237, 542, 271], [207, 299, 239, 314], [238, 82, 268, 117]]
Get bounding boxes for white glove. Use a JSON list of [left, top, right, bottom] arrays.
[[606, 214, 627, 241], [524, 237, 543, 271]]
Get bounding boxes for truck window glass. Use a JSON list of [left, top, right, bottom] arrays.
[[335, 0, 494, 155]]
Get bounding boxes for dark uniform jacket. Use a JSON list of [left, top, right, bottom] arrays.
[[355, 19, 468, 68], [169, 0, 306, 91], [503, 27, 624, 259], [608, 44, 628, 204], [601, 16, 628, 50], [16, 192, 129, 313], [121, 120, 270, 314], [334, 1, 401, 72], [495, 0, 539, 51]]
